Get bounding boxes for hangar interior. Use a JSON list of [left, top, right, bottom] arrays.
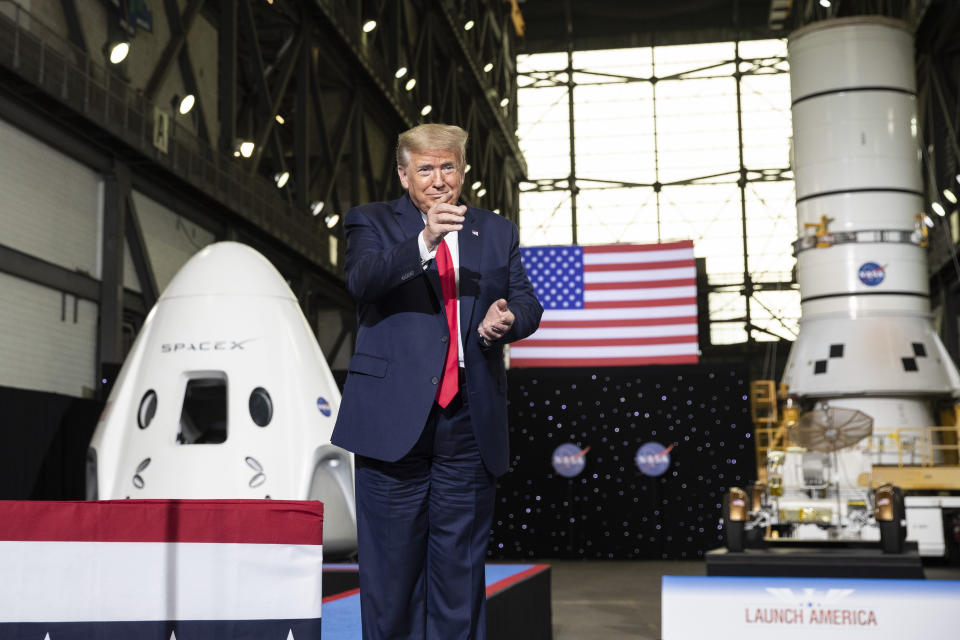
[[2, 0, 960, 638]]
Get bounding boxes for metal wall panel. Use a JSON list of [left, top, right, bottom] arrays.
[[0, 272, 97, 398], [123, 243, 142, 293], [0, 117, 102, 276], [131, 190, 215, 293]]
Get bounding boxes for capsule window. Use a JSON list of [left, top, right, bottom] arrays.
[[137, 390, 157, 429], [249, 387, 273, 427], [178, 376, 227, 444]]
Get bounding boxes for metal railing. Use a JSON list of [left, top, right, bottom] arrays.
[[871, 425, 960, 468], [0, 1, 339, 277]]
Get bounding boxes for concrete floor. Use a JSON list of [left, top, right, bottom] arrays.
[[548, 560, 960, 640]]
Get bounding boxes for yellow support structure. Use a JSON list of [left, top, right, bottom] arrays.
[[862, 406, 960, 491], [750, 380, 789, 484]]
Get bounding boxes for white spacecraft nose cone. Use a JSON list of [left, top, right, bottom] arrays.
[[161, 241, 297, 300]]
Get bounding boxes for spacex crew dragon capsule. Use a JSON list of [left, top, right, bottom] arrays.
[[87, 242, 357, 556]]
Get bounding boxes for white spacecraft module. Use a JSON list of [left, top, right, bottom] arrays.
[[87, 242, 357, 556], [782, 16, 960, 462]]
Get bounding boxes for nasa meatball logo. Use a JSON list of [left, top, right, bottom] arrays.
[[635, 441, 673, 477], [858, 262, 886, 286], [552, 443, 589, 478], [316, 396, 331, 417]]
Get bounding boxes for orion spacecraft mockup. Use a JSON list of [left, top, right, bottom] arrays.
[[725, 17, 960, 554], [783, 17, 960, 452], [87, 242, 357, 556]]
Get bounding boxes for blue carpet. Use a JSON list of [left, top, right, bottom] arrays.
[[322, 564, 538, 638]]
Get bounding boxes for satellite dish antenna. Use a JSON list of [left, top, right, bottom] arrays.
[[789, 404, 873, 452]]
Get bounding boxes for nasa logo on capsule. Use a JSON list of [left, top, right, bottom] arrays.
[[635, 442, 673, 477], [552, 443, 589, 478], [858, 262, 886, 286], [317, 396, 331, 417]]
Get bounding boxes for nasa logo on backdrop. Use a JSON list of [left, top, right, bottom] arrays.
[[858, 262, 886, 286], [635, 442, 673, 477], [551, 443, 589, 478], [316, 396, 331, 417]]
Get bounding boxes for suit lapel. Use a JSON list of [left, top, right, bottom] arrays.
[[393, 193, 425, 240], [458, 208, 482, 348], [393, 194, 444, 307]]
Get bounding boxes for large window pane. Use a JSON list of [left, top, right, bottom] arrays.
[[576, 187, 659, 245], [746, 181, 797, 282], [518, 190, 572, 246], [659, 183, 743, 278], [575, 82, 656, 185], [517, 40, 798, 345], [655, 78, 739, 184]]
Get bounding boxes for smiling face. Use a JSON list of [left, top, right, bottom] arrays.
[[397, 148, 464, 214]]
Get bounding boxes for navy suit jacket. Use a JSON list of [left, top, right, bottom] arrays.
[[331, 193, 543, 476]]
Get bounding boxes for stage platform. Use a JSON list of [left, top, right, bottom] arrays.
[[706, 540, 925, 579], [322, 563, 552, 639]]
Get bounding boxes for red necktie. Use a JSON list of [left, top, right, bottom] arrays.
[[436, 238, 459, 407]]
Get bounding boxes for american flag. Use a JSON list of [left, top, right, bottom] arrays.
[[512, 240, 699, 368]]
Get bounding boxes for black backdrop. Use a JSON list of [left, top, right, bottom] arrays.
[[0, 385, 101, 500], [2, 364, 754, 561], [487, 364, 754, 560]]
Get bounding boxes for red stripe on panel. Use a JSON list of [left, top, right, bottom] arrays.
[[322, 588, 361, 604], [0, 500, 324, 545], [485, 565, 552, 597]]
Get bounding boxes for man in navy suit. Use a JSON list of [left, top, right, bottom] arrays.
[[331, 123, 542, 639]]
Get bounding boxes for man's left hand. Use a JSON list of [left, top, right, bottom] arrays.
[[478, 298, 515, 343]]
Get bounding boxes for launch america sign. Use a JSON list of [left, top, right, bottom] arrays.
[[662, 575, 959, 638]]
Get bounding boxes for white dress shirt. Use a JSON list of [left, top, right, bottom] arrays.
[[418, 220, 465, 368]]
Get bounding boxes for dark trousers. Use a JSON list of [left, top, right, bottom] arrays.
[[355, 389, 496, 640]]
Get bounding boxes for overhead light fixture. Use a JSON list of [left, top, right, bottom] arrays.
[[464, 20, 475, 31], [924, 214, 935, 228], [324, 213, 340, 229], [238, 141, 255, 158], [275, 114, 285, 125], [483, 62, 494, 73], [493, 208, 501, 215], [420, 105, 432, 116], [233, 150, 241, 158], [819, 0, 831, 7], [177, 94, 195, 115], [395, 66, 408, 79], [108, 41, 130, 64], [471, 180, 482, 190], [944, 188, 958, 204], [476, 188, 487, 198], [499, 97, 509, 107], [311, 201, 325, 216], [956, 173, 960, 185], [362, 20, 377, 33], [932, 201, 947, 216], [405, 78, 417, 91], [274, 171, 290, 188], [464, 163, 471, 174]]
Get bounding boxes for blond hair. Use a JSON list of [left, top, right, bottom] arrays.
[[396, 123, 468, 170]]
